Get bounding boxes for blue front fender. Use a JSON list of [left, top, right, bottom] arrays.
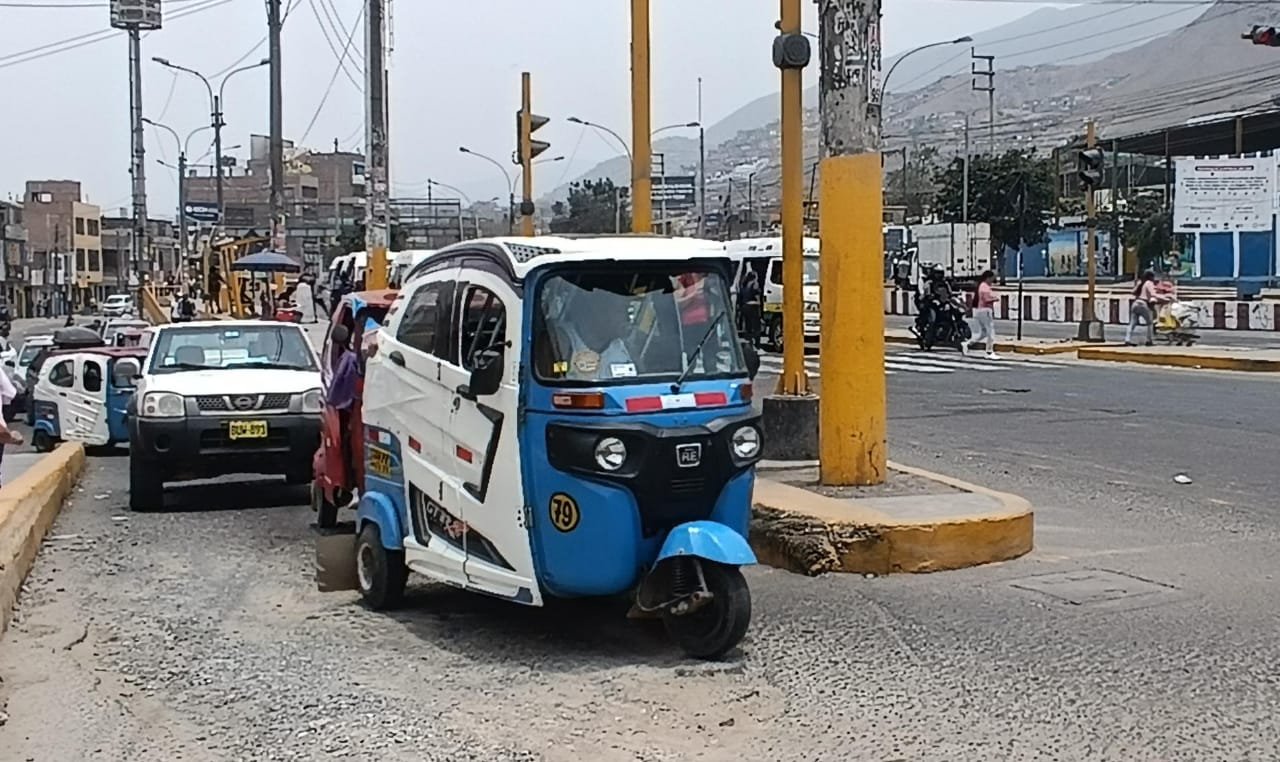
[[656, 520, 756, 567], [356, 490, 404, 550]]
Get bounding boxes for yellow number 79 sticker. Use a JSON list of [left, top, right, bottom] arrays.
[[548, 493, 580, 533]]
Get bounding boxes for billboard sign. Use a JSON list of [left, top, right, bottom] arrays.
[[182, 201, 221, 223], [1174, 157, 1274, 233], [651, 175, 697, 210]]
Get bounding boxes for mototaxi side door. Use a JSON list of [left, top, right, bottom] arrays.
[[59, 354, 111, 445], [436, 269, 539, 604], [365, 267, 468, 588]]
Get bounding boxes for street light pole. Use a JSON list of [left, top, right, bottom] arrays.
[[460, 146, 515, 234], [153, 57, 269, 229], [881, 35, 972, 96]]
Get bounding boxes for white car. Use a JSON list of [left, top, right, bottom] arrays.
[[102, 294, 136, 318], [127, 320, 323, 511]]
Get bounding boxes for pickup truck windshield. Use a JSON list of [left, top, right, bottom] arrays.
[[148, 325, 316, 373], [533, 266, 746, 385]]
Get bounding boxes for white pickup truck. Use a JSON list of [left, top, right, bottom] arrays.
[[127, 320, 323, 511]]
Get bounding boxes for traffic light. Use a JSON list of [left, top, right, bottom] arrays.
[[1244, 26, 1279, 46], [1077, 148, 1104, 188], [516, 110, 550, 163]]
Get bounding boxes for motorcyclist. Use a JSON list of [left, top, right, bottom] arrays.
[[920, 266, 956, 348]]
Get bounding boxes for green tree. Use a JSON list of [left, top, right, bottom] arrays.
[[550, 178, 628, 234], [884, 145, 939, 222], [933, 149, 1057, 254]]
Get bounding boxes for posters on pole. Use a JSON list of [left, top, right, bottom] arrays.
[[1173, 157, 1274, 233]]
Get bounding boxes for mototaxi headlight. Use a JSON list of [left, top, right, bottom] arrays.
[[594, 436, 627, 472], [142, 392, 185, 418], [300, 388, 323, 413], [731, 425, 761, 460]]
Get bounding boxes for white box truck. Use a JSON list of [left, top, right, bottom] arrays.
[[910, 222, 993, 281]]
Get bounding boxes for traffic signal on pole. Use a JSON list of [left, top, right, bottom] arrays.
[[1077, 148, 1104, 188], [1244, 26, 1280, 46], [516, 110, 550, 163]]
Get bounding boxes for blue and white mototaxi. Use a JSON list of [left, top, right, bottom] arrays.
[[350, 235, 764, 659]]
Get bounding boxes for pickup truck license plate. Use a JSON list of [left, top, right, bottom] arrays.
[[228, 420, 268, 440]]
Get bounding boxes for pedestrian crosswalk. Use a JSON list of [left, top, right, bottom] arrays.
[[756, 347, 1069, 377]]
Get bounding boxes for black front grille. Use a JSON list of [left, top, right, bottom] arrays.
[[196, 395, 229, 411], [669, 477, 706, 498], [261, 393, 291, 410]]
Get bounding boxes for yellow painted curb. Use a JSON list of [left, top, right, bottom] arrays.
[[0, 443, 86, 634], [749, 459, 1033, 576], [1077, 346, 1280, 372]]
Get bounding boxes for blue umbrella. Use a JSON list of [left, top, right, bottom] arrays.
[[230, 250, 303, 273]]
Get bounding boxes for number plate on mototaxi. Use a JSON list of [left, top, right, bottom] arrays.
[[228, 420, 268, 440], [368, 447, 392, 477]]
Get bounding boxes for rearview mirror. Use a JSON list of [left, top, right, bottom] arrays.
[[467, 348, 504, 398], [740, 340, 760, 379]]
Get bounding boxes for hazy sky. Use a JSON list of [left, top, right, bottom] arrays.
[[0, 0, 1053, 215]]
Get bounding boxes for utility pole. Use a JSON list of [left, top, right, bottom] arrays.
[[268, 0, 285, 252], [630, 0, 652, 233], [818, 0, 886, 485], [128, 29, 148, 285], [177, 151, 188, 266], [962, 113, 970, 222], [698, 77, 707, 237], [971, 49, 995, 152], [213, 95, 225, 219], [365, 0, 389, 289]]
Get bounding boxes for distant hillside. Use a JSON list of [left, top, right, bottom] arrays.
[[547, 1, 1211, 201]]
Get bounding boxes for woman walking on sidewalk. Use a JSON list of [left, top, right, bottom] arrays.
[[1126, 270, 1167, 346], [969, 269, 999, 359]]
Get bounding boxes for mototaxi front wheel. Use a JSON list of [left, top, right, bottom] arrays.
[[31, 429, 55, 453], [661, 562, 752, 661]]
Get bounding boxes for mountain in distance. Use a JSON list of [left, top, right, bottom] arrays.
[[547, 1, 1211, 200]]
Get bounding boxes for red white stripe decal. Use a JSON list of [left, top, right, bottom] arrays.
[[408, 436, 421, 453], [455, 445, 473, 463], [625, 391, 729, 412]]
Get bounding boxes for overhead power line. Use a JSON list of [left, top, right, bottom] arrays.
[[298, 2, 364, 144], [0, 0, 230, 70]]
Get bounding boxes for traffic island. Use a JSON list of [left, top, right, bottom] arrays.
[[1077, 344, 1280, 372], [0, 442, 86, 634], [749, 460, 1033, 576]]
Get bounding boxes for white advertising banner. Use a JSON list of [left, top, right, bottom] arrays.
[[1173, 157, 1275, 233]]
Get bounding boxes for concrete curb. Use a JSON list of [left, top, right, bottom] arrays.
[[1077, 346, 1280, 372], [883, 331, 1093, 356], [749, 459, 1034, 576], [0, 443, 86, 634]]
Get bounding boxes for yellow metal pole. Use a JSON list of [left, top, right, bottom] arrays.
[[777, 0, 809, 395], [630, 0, 652, 233], [817, 0, 886, 486], [520, 72, 535, 237], [1084, 118, 1097, 323]]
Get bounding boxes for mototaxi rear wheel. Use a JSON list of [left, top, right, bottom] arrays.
[[356, 522, 407, 610], [661, 562, 752, 661]]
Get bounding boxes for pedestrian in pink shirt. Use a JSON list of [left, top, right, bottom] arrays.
[[1126, 270, 1169, 346], [969, 269, 999, 359]]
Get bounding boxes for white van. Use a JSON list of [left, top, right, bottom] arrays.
[[388, 249, 437, 288], [723, 237, 821, 351], [326, 251, 368, 291]]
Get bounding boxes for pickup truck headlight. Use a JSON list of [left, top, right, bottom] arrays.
[[300, 388, 323, 413], [141, 392, 185, 418]]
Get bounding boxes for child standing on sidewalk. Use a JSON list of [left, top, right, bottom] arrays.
[[969, 270, 999, 360]]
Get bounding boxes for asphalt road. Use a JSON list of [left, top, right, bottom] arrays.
[[2, 330, 1279, 760]]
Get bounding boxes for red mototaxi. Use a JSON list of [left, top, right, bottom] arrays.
[[311, 288, 397, 527]]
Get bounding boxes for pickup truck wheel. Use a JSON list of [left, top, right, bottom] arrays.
[[129, 455, 164, 512]]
